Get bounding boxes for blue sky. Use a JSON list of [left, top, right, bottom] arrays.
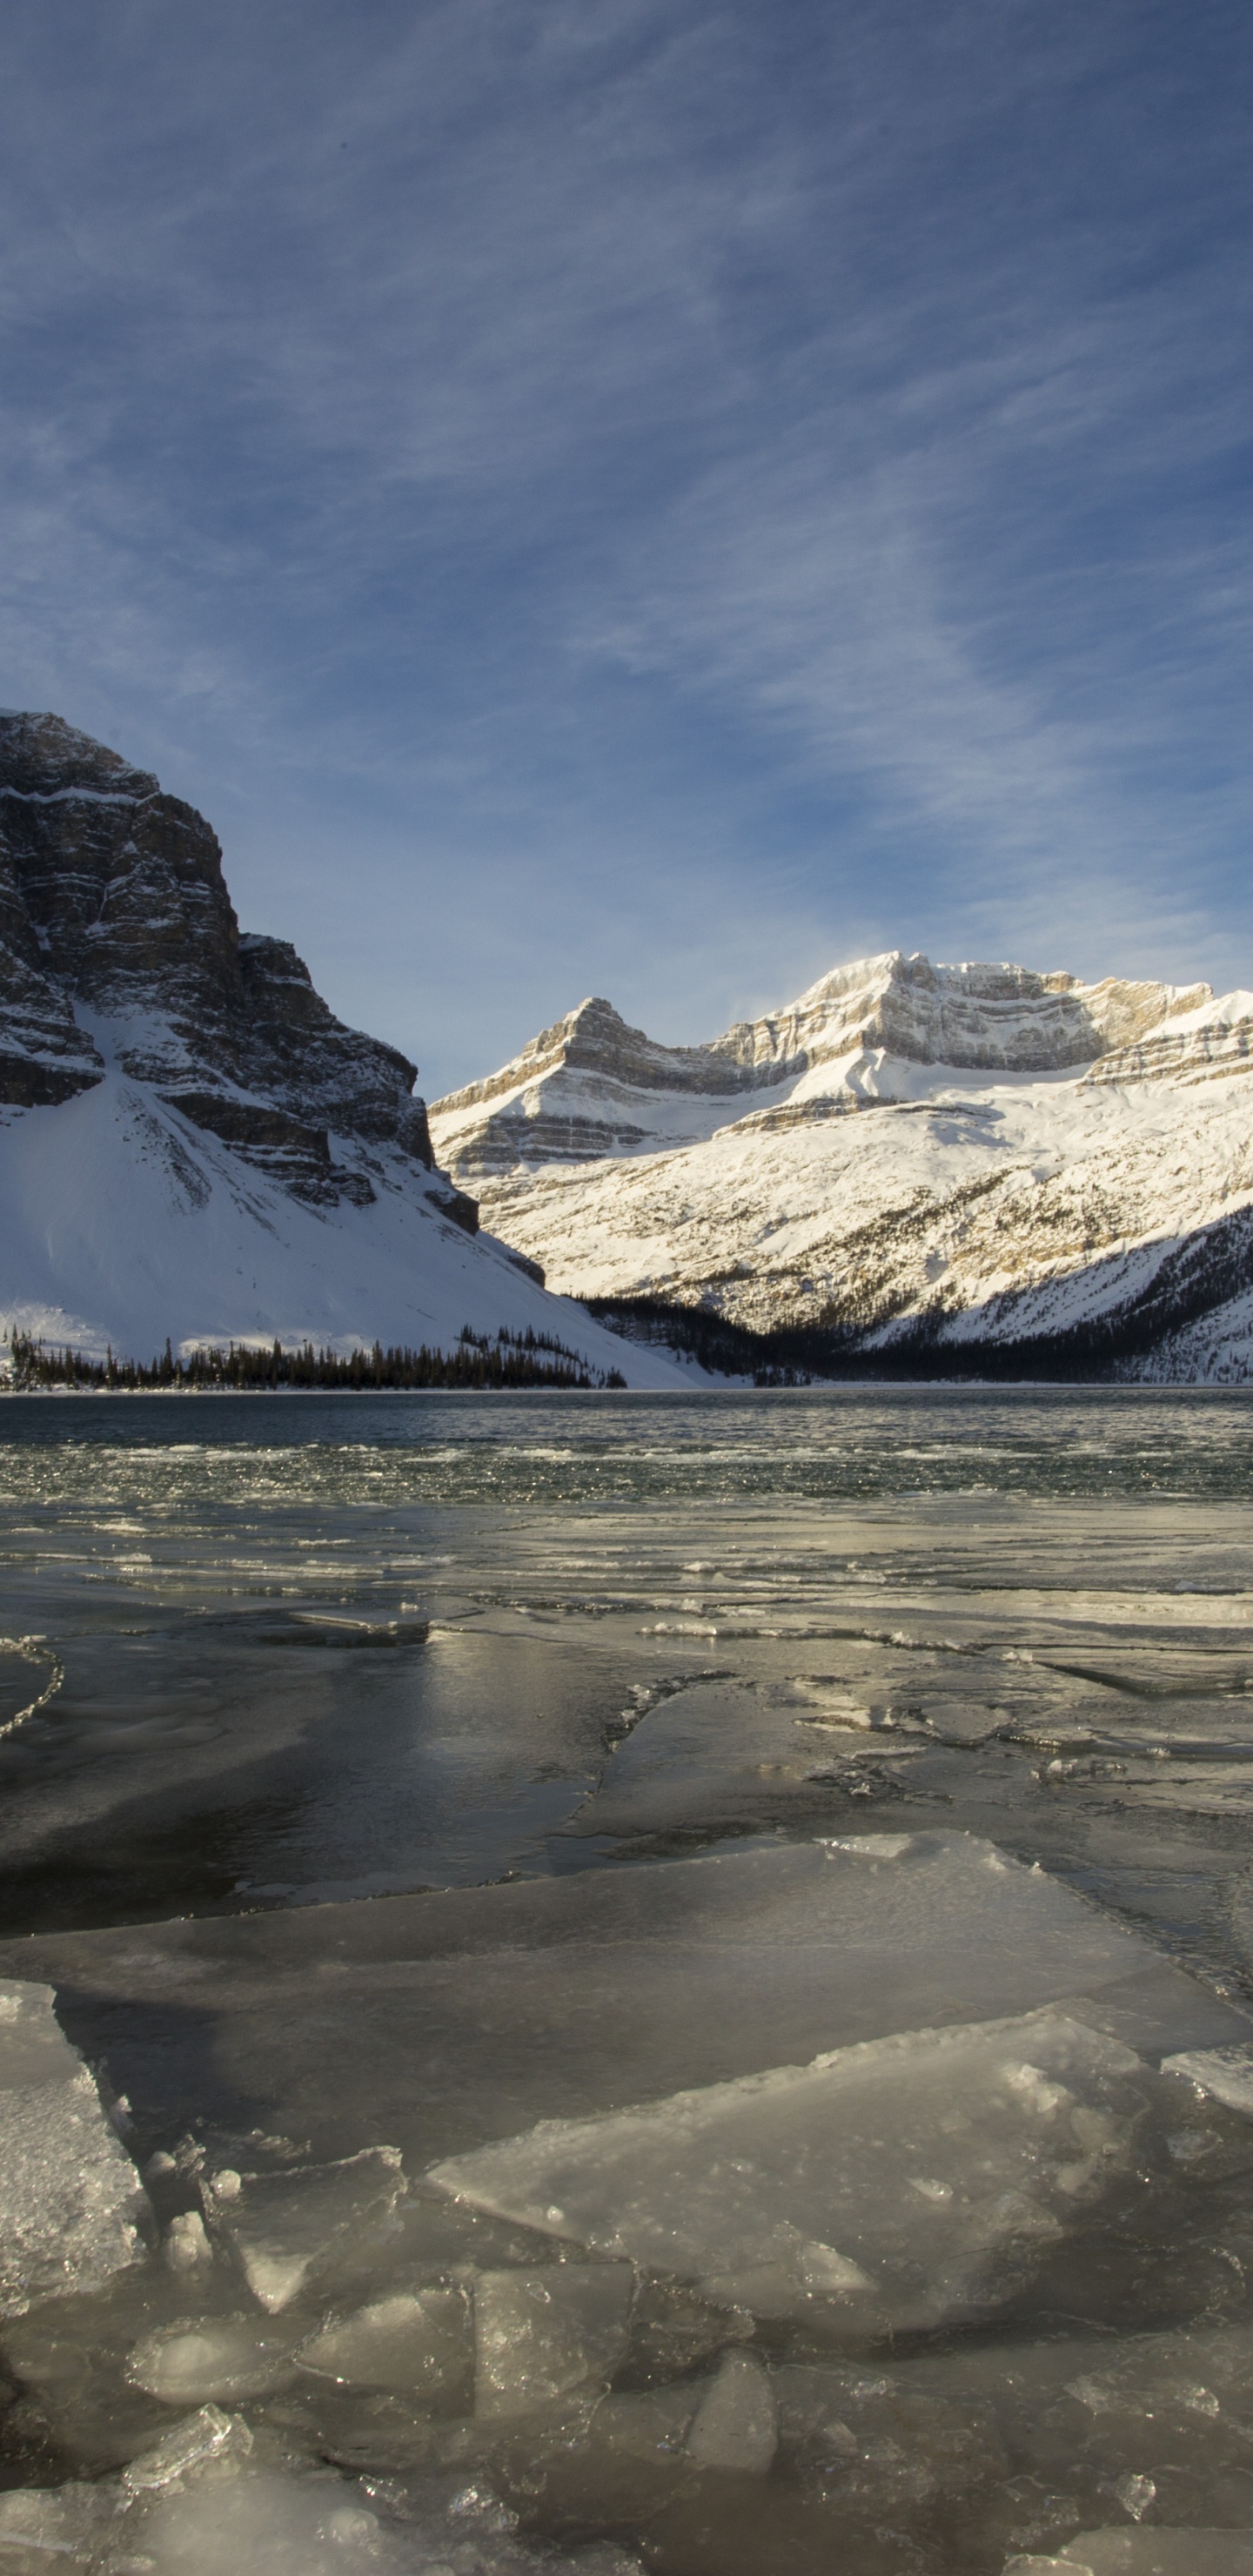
[[2, 0, 1251, 1094]]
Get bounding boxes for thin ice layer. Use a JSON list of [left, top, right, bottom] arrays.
[[473, 2264, 633, 2417], [296, 2288, 471, 2398], [202, 2148, 405, 2311], [432, 2008, 1149, 2331], [0, 2457, 640, 2576], [0, 1978, 145, 2317], [1008, 2538, 1253, 2573], [3, 1836, 1244, 2171]]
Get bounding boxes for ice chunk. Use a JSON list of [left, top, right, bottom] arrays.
[[775, 2359, 1008, 2512], [685, 2351, 777, 2473], [164, 2210, 213, 2274], [0, 1980, 147, 2319], [117, 2461, 643, 2576], [473, 2264, 633, 2417], [204, 2146, 404, 2311], [127, 2316, 297, 2405], [1162, 2046, 1253, 2117], [1006, 2539, 1253, 2573], [516, 2385, 700, 2529], [295, 2286, 471, 2398], [122, 2404, 254, 2491], [0, 2482, 114, 2573], [432, 2009, 1149, 2332]]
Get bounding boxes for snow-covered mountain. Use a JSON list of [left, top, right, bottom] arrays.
[[0, 713, 681, 1385], [429, 953, 1253, 1379]]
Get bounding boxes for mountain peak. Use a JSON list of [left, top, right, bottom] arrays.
[[430, 949, 1210, 1188], [0, 712, 435, 1193]]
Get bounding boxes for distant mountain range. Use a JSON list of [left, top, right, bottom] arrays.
[[6, 711, 1250, 1385], [429, 953, 1253, 1379], [0, 713, 678, 1385]]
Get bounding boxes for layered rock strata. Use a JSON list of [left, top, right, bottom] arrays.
[[0, 711, 468, 1223], [429, 952, 1253, 1378]]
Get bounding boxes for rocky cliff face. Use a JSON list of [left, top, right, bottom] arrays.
[[0, 712, 459, 1218]]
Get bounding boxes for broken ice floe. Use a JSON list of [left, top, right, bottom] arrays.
[[14, 1835, 1245, 2181], [0, 1978, 145, 2317], [1162, 2045, 1253, 2118], [296, 2285, 472, 2401], [122, 2400, 254, 2490], [473, 2264, 633, 2417], [0, 2451, 641, 2576], [127, 2315, 298, 2405], [1004, 2537, 1253, 2573], [201, 2145, 405, 2311], [685, 2350, 777, 2473], [432, 2006, 1152, 2332]]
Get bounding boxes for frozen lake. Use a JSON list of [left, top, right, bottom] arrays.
[[3, 1385, 1253, 2575]]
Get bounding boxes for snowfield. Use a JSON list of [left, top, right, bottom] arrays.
[[0, 1018, 685, 1388], [431, 954, 1253, 1379]]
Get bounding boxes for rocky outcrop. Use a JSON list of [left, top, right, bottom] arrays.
[[0, 712, 462, 1217], [705, 953, 1203, 1080], [1084, 990, 1253, 1088]]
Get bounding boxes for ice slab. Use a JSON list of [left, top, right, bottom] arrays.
[[1007, 2540, 1253, 2573], [685, 2352, 777, 2473], [0, 2461, 640, 2576], [1162, 2046, 1253, 2117], [127, 2315, 297, 2404], [122, 2401, 254, 2490], [0, 1977, 146, 2317], [296, 2286, 471, 2398], [473, 2263, 633, 2416], [202, 2147, 405, 2311], [0, 2481, 115, 2576], [559, 1680, 874, 1841], [432, 2008, 1151, 2333], [5, 1837, 1245, 2172]]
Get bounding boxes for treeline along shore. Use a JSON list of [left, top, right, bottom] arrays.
[[3, 1326, 627, 1393]]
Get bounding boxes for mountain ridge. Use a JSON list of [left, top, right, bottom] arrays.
[[429, 952, 1253, 1380]]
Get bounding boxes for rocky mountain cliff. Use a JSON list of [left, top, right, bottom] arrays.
[[429, 953, 1253, 1380], [430, 953, 1211, 1184], [0, 710, 452, 1212], [0, 714, 680, 1384]]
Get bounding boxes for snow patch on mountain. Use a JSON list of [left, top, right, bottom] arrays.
[[0, 713, 687, 1386], [429, 954, 1253, 1379]]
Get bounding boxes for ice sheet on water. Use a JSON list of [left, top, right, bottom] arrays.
[[296, 2286, 472, 2399], [432, 2007, 1151, 2333], [10, 1837, 1245, 2174], [0, 1979, 146, 2317], [685, 2351, 777, 2473], [473, 2264, 633, 2417], [0, 2457, 640, 2576], [201, 2147, 405, 2311], [0, 2480, 117, 2576], [1162, 2046, 1253, 2117], [559, 1680, 871, 1841], [122, 2402, 254, 2490], [127, 2316, 297, 2404], [1006, 2539, 1253, 2573]]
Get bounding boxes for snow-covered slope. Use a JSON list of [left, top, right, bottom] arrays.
[[0, 713, 682, 1385], [430, 954, 1253, 1379]]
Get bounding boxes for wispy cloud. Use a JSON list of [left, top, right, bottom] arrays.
[[1, 0, 1251, 1084]]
